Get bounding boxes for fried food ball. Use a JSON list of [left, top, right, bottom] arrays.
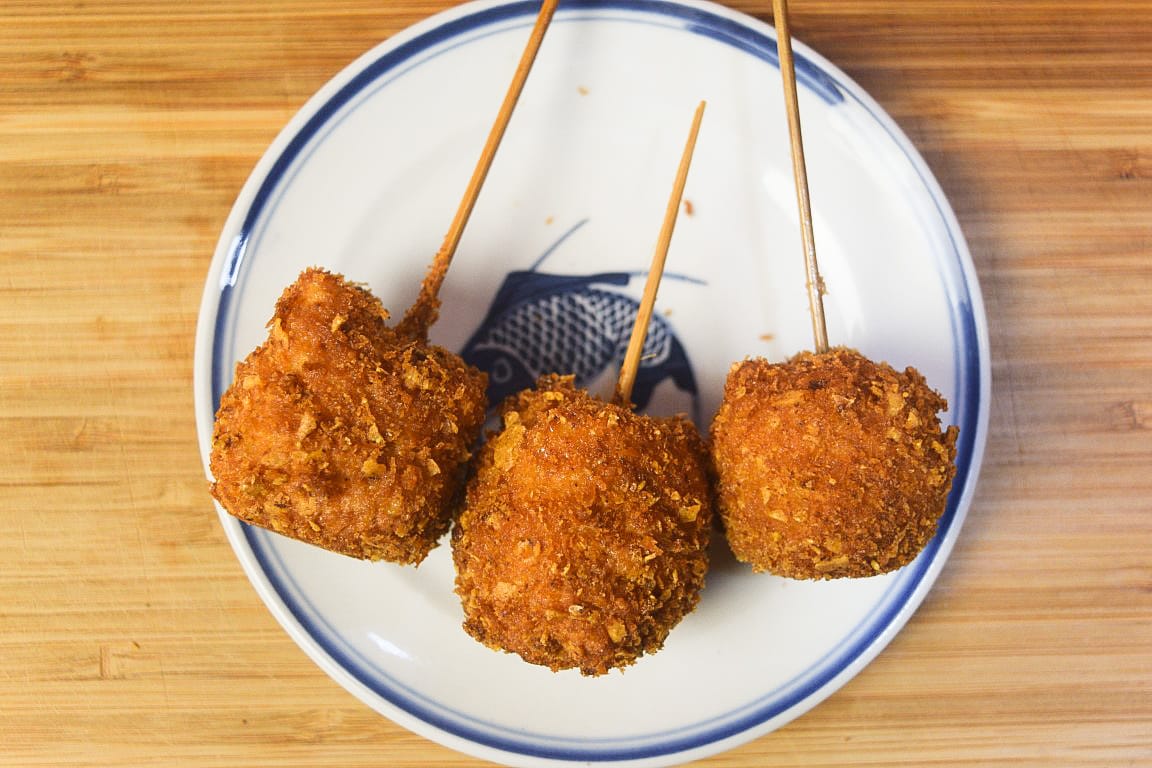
[[452, 375, 713, 675], [710, 346, 958, 579], [210, 267, 487, 564]]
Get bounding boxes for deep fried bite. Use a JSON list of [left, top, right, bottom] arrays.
[[452, 375, 712, 675], [710, 346, 958, 579], [210, 268, 487, 564]]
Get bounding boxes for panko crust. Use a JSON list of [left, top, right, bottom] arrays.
[[710, 346, 958, 579], [209, 268, 487, 564], [452, 375, 713, 675]]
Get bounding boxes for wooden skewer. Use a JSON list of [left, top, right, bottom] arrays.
[[398, 0, 561, 340], [772, 0, 830, 354], [614, 100, 707, 407]]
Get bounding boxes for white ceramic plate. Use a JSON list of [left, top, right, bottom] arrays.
[[193, 1, 990, 765]]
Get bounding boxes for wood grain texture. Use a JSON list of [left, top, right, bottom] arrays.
[[1, 1, 1149, 766]]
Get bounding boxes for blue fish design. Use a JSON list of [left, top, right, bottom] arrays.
[[460, 220, 700, 416]]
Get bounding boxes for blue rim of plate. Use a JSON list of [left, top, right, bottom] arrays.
[[198, 0, 989, 763]]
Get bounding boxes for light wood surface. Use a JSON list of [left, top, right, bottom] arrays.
[[2, 1, 1149, 766]]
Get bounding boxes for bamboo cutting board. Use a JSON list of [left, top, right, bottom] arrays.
[[1, 1, 1150, 766]]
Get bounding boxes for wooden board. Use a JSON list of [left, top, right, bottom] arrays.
[[1, 1, 1149, 766]]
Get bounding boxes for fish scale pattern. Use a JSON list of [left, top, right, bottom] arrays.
[[483, 288, 673, 382]]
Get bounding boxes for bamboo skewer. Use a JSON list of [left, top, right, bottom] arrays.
[[614, 100, 707, 407], [398, 0, 561, 340], [772, 0, 830, 354]]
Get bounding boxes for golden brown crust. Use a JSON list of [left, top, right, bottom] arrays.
[[710, 346, 958, 579], [209, 267, 487, 564], [452, 375, 713, 675]]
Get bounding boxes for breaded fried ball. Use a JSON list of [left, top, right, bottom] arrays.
[[710, 346, 958, 579], [210, 268, 487, 564], [452, 375, 712, 675]]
